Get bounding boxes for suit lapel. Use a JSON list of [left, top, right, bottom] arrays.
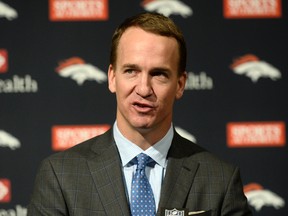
[[87, 130, 131, 216], [85, 129, 203, 215], [158, 132, 200, 212]]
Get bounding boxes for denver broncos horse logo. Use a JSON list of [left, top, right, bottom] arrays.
[[142, 0, 192, 18], [230, 54, 281, 82], [175, 126, 197, 143], [56, 57, 107, 85], [244, 183, 285, 211], [0, 130, 20, 150], [0, 1, 18, 20]]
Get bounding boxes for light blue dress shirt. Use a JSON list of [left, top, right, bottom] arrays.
[[113, 122, 173, 210]]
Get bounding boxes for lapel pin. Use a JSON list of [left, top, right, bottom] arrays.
[[161, 207, 188, 216]]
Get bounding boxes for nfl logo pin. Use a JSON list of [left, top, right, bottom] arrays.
[[161, 208, 188, 216]]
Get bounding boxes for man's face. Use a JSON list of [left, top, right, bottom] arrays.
[[108, 27, 186, 137]]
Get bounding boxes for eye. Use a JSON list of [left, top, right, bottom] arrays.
[[124, 69, 136, 74], [151, 70, 169, 78]]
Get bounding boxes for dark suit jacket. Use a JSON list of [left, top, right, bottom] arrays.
[[28, 129, 252, 216]]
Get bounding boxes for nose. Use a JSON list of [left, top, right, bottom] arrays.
[[135, 74, 153, 98]]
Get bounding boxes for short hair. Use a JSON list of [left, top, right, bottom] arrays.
[[109, 12, 187, 75]]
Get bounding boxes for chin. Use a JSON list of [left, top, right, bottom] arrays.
[[131, 121, 153, 131]]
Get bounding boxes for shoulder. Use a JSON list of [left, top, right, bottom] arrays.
[[172, 131, 236, 171], [43, 128, 114, 164]]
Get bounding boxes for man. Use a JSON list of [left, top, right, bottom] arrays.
[[28, 13, 252, 216]]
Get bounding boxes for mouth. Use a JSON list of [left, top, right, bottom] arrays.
[[133, 102, 155, 112]]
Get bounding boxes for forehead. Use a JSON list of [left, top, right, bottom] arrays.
[[119, 27, 176, 46], [117, 27, 179, 62]]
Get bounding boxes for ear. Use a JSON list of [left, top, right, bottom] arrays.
[[108, 64, 116, 93], [175, 71, 187, 99]]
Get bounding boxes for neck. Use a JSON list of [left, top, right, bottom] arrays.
[[116, 122, 171, 150]]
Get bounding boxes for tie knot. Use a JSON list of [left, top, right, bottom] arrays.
[[134, 153, 155, 170]]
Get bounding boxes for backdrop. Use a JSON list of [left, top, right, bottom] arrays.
[[0, 0, 287, 215]]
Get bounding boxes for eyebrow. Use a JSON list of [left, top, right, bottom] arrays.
[[122, 63, 139, 69], [121, 64, 172, 73]]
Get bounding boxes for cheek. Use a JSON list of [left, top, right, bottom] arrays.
[[115, 82, 132, 99], [157, 87, 177, 105]]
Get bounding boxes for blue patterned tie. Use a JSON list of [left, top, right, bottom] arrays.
[[130, 153, 156, 216]]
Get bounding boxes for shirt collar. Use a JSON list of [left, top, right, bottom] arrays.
[[113, 122, 173, 168]]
